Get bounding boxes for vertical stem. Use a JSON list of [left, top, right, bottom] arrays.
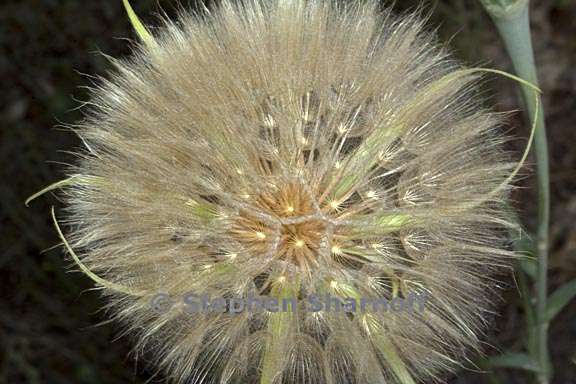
[[480, 1, 550, 383]]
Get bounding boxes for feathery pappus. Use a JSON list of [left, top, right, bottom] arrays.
[[52, 0, 522, 382]]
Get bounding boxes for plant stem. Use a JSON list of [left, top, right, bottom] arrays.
[[480, 1, 550, 383]]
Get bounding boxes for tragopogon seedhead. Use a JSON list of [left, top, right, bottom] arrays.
[[56, 1, 520, 382]]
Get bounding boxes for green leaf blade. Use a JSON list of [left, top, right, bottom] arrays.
[[545, 279, 576, 322], [122, 0, 156, 46], [487, 352, 540, 372]]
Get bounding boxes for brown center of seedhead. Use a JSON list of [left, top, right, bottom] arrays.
[[231, 182, 330, 272]]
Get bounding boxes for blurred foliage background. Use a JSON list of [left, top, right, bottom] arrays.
[[1, 0, 574, 383]]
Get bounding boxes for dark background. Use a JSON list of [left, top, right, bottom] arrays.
[[1, 0, 575, 383]]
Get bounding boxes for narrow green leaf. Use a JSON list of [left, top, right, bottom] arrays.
[[504, 207, 537, 279], [260, 278, 299, 384], [25, 175, 83, 206], [122, 0, 156, 46], [512, 228, 535, 254], [367, 317, 417, 384], [519, 257, 537, 280], [51, 207, 140, 296], [487, 353, 540, 372], [185, 198, 217, 221], [513, 230, 537, 279], [545, 279, 576, 322], [333, 282, 417, 384]]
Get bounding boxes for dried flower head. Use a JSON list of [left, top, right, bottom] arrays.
[[55, 0, 521, 383]]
